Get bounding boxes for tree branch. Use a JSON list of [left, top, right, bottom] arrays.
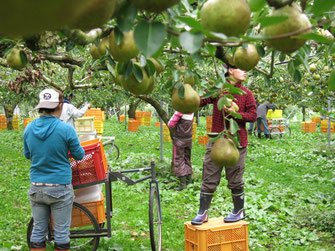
[[37, 52, 84, 67]]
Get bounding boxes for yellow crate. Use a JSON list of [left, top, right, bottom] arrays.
[[75, 117, 95, 132], [94, 120, 104, 134], [143, 120, 151, 126], [267, 110, 282, 119], [24, 118, 36, 128], [185, 218, 249, 251], [311, 117, 321, 124]]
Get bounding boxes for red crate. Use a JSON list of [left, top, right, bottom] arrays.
[[70, 143, 106, 187]]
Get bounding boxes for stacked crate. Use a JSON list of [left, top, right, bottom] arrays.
[[155, 122, 161, 127], [320, 120, 335, 133], [0, 115, 19, 130], [163, 124, 172, 142], [301, 122, 316, 133], [198, 135, 209, 146], [128, 119, 139, 132], [84, 108, 105, 121], [135, 111, 144, 125], [0, 115, 6, 130], [192, 123, 197, 141], [142, 112, 152, 126], [24, 118, 36, 128], [206, 117, 212, 133], [119, 115, 125, 122], [312, 117, 321, 124], [84, 108, 105, 136]]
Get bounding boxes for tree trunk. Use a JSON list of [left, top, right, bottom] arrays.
[[128, 99, 141, 119], [4, 102, 18, 130], [302, 106, 306, 122], [138, 95, 173, 139]]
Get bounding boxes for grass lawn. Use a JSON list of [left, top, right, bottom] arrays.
[[0, 116, 334, 250]]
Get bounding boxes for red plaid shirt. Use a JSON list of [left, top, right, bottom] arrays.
[[200, 82, 257, 147]]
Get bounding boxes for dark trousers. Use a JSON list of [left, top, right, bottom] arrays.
[[201, 142, 247, 193], [172, 138, 192, 177]]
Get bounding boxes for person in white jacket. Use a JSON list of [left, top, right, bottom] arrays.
[[60, 94, 91, 128]]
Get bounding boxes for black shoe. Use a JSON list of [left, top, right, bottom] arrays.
[[186, 174, 192, 185], [176, 176, 187, 191], [265, 134, 270, 139], [191, 191, 213, 225], [258, 133, 261, 138]]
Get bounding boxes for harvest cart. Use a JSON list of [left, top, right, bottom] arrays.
[[27, 139, 162, 251]]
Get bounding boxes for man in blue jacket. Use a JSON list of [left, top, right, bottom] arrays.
[[24, 89, 85, 251]]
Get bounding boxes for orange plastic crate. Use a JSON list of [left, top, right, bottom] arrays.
[[71, 193, 106, 227], [143, 112, 152, 117], [119, 115, 125, 122], [155, 122, 161, 127], [80, 138, 108, 173], [312, 117, 321, 123], [84, 108, 105, 121], [198, 135, 209, 146], [128, 120, 139, 132], [185, 218, 249, 251], [70, 143, 106, 187], [321, 127, 335, 133]]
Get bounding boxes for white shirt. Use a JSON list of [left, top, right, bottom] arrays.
[[60, 103, 89, 128]]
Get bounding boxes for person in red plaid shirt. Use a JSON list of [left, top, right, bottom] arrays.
[[191, 64, 257, 225]]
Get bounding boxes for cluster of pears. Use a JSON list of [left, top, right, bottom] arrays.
[[0, 0, 181, 37], [210, 137, 240, 167], [200, 0, 311, 55], [0, 0, 120, 37]]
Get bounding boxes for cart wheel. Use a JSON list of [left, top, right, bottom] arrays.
[[149, 185, 162, 251], [27, 202, 100, 251], [270, 127, 282, 139], [283, 126, 292, 137], [104, 142, 120, 160]]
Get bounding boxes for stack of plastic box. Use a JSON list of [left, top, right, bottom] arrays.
[[75, 116, 97, 142], [128, 119, 139, 132], [320, 120, 335, 133], [206, 117, 212, 133], [301, 122, 316, 133], [24, 118, 36, 128], [0, 115, 7, 130], [119, 115, 125, 122], [84, 108, 105, 136], [135, 111, 144, 125], [198, 135, 209, 145], [142, 112, 151, 126], [192, 123, 197, 141], [163, 124, 172, 142], [311, 117, 321, 124], [70, 138, 107, 227]]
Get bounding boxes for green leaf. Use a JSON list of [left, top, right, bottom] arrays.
[[229, 118, 239, 135], [248, 0, 266, 12], [279, 53, 286, 62], [227, 134, 240, 148], [293, 69, 302, 83], [311, 0, 335, 16], [179, 31, 204, 54], [259, 16, 289, 28], [116, 3, 137, 32], [106, 61, 115, 77], [256, 44, 265, 57], [223, 83, 246, 95], [19, 51, 28, 65], [328, 70, 335, 91], [217, 97, 229, 111], [145, 59, 156, 77], [133, 64, 143, 83], [287, 61, 295, 78], [294, 33, 332, 44], [178, 85, 185, 99], [175, 16, 212, 37], [134, 21, 167, 57], [230, 112, 242, 119], [205, 44, 216, 57], [328, 41, 335, 55], [118, 60, 133, 80], [201, 90, 216, 99]]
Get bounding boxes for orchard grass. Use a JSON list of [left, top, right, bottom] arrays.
[[0, 117, 334, 250]]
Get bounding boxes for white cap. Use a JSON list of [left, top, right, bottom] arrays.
[[36, 89, 60, 109]]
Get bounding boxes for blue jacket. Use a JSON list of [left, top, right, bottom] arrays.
[[24, 116, 85, 184]]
